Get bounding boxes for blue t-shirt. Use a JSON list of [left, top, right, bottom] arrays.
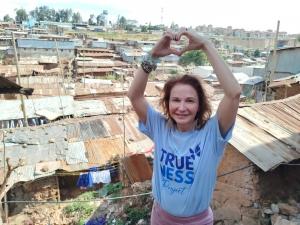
[[138, 105, 234, 217]]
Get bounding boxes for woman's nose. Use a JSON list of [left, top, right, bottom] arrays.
[[178, 102, 186, 110]]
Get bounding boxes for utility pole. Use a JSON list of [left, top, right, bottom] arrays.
[[12, 32, 28, 127], [264, 20, 280, 101]]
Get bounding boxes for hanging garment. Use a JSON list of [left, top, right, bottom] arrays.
[[76, 172, 93, 188], [90, 170, 111, 184]]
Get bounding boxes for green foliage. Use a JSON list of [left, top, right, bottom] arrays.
[[63, 191, 97, 224], [88, 14, 95, 25], [101, 73, 120, 81], [297, 35, 300, 43], [107, 218, 126, 225], [64, 202, 94, 215], [124, 205, 148, 225], [179, 50, 207, 67], [29, 5, 72, 22], [244, 49, 251, 57], [117, 16, 127, 29], [15, 8, 28, 23], [254, 49, 261, 58], [244, 98, 256, 104], [3, 14, 14, 22], [98, 182, 123, 197], [170, 69, 178, 75], [72, 12, 82, 23], [140, 25, 148, 32]]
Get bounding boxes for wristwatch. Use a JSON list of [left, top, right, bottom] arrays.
[[141, 53, 159, 74]]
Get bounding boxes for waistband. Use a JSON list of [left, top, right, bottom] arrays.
[[152, 201, 213, 224]]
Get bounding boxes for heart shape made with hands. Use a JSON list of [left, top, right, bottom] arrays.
[[151, 30, 204, 58]]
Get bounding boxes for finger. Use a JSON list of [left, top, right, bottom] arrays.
[[163, 31, 173, 40]]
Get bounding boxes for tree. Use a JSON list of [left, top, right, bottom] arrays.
[[297, 35, 300, 43], [179, 50, 207, 66], [253, 49, 261, 58], [30, 6, 55, 21], [72, 12, 82, 23], [117, 16, 127, 29], [59, 9, 72, 22], [15, 8, 28, 23], [88, 14, 95, 25], [3, 14, 14, 22], [140, 25, 148, 32]]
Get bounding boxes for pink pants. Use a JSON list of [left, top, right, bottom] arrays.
[[151, 201, 213, 225]]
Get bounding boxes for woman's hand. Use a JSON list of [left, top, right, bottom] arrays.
[[175, 28, 210, 55], [151, 30, 181, 58]]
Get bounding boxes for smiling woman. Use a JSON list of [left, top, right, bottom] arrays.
[[161, 75, 211, 131], [127, 28, 241, 225]]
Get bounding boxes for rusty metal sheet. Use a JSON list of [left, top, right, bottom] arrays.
[[122, 154, 152, 183], [232, 94, 300, 171], [84, 136, 127, 166]]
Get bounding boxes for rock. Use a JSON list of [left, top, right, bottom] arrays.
[[253, 202, 260, 209], [137, 219, 147, 225], [273, 216, 298, 225], [48, 138, 55, 143], [241, 215, 258, 225], [271, 204, 280, 214], [278, 203, 299, 216], [214, 206, 241, 221], [272, 214, 281, 224], [264, 208, 274, 215], [241, 207, 260, 219]]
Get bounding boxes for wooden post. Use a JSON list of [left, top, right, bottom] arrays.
[[55, 38, 66, 94], [1, 131, 8, 223], [265, 20, 280, 101], [12, 32, 28, 127]]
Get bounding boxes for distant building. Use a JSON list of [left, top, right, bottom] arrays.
[[6, 38, 75, 63]]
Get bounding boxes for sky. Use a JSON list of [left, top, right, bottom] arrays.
[[1, 0, 299, 34]]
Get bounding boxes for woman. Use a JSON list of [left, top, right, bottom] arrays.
[[127, 29, 241, 225]]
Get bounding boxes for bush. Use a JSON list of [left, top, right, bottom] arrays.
[[124, 205, 148, 225]]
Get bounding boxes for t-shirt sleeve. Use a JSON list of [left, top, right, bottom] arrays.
[[208, 114, 235, 156], [138, 104, 164, 140]]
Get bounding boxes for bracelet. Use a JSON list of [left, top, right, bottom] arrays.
[[140, 53, 159, 74]]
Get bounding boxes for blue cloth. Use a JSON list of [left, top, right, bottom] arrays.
[[138, 105, 234, 217], [85, 216, 106, 225], [76, 173, 93, 188]]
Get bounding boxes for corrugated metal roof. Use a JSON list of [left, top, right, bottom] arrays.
[[0, 96, 74, 120], [230, 94, 300, 171], [78, 118, 110, 140], [84, 136, 126, 166], [17, 39, 75, 49], [77, 68, 113, 74], [269, 73, 300, 88], [77, 48, 114, 53], [79, 52, 114, 58]]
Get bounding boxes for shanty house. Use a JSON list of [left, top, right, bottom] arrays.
[[269, 73, 300, 100], [213, 94, 300, 224], [7, 38, 75, 63], [266, 46, 300, 80]]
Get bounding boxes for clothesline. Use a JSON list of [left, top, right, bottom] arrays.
[[3, 191, 153, 204]]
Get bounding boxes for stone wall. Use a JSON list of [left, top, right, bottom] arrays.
[[213, 145, 260, 225]]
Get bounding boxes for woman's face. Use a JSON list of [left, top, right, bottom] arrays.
[[169, 84, 199, 132]]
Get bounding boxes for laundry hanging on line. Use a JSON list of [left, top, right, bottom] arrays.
[[76, 168, 112, 189]]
